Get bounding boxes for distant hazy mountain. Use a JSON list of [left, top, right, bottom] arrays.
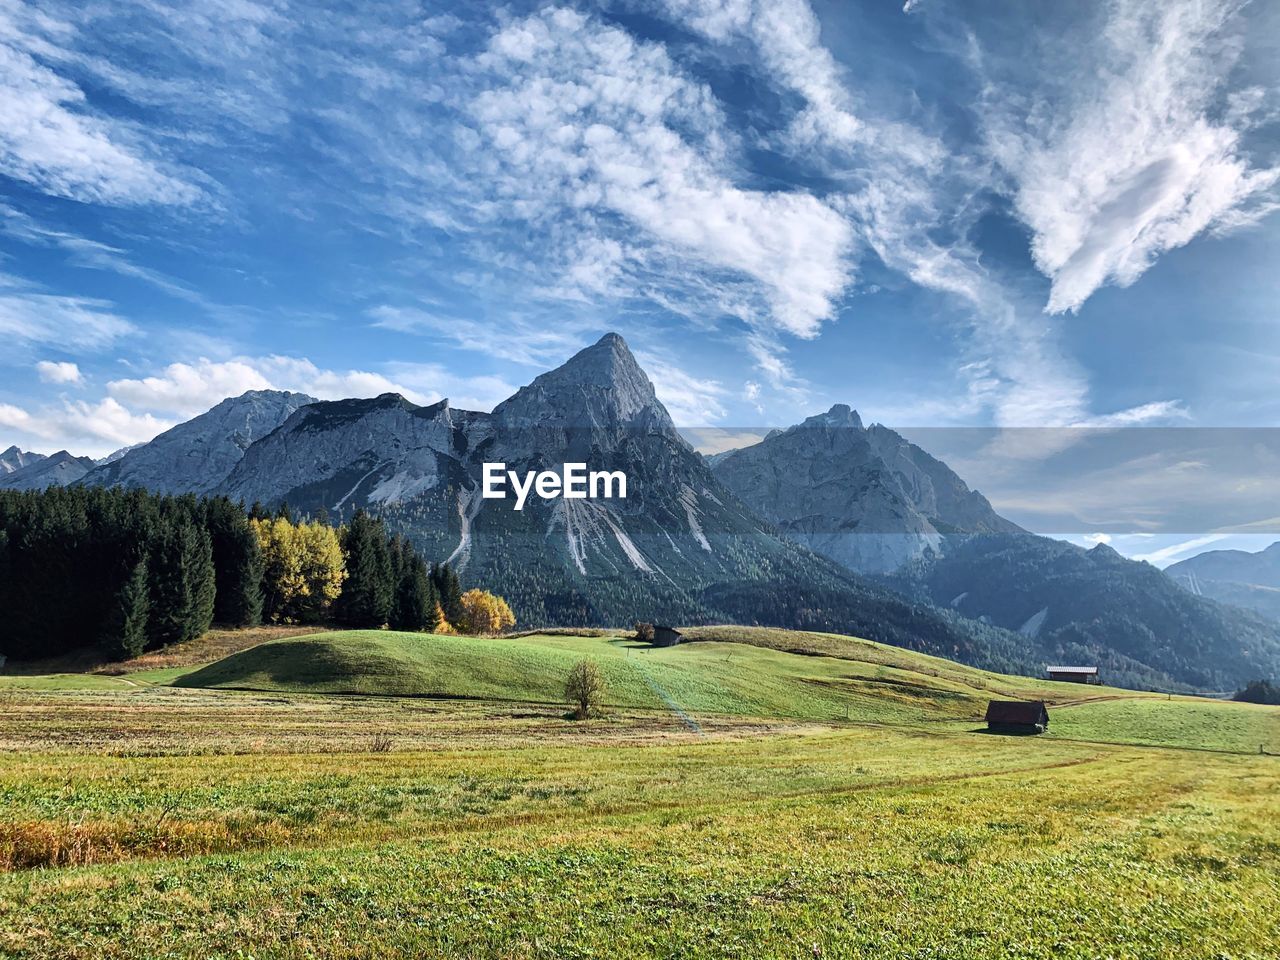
[[0, 450, 96, 490], [709, 403, 1280, 690], [710, 404, 1020, 573], [1166, 543, 1280, 623], [882, 536, 1280, 691], [81, 390, 316, 495], [0, 446, 45, 475], [96, 443, 144, 466]]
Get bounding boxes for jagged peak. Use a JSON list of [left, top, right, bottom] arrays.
[[546, 332, 646, 387], [215, 388, 317, 407], [494, 331, 675, 431], [796, 404, 864, 431]]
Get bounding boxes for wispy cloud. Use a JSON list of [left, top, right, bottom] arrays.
[[0, 3, 201, 205], [635, 351, 728, 424], [975, 0, 1279, 313], [465, 7, 855, 338], [0, 273, 135, 351], [1131, 533, 1230, 566]]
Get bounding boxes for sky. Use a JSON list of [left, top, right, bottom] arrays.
[[1, 0, 1278, 562]]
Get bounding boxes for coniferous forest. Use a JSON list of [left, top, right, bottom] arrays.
[[0, 487, 474, 662]]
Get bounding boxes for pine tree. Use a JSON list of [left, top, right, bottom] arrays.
[[336, 511, 393, 627], [187, 525, 217, 641], [390, 555, 433, 631], [206, 498, 264, 626], [103, 558, 149, 660], [432, 561, 464, 628], [423, 576, 440, 631], [148, 519, 216, 646]]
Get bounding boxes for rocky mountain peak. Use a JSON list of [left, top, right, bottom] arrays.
[[804, 404, 864, 430], [493, 332, 676, 435], [0, 449, 94, 490], [80, 388, 317, 495], [0, 445, 46, 474]]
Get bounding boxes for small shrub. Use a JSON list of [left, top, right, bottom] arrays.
[[633, 621, 655, 643], [369, 732, 394, 753], [565, 658, 606, 720]]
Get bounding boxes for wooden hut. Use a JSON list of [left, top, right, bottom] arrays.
[[1046, 665, 1100, 684], [985, 700, 1049, 735], [652, 625, 682, 647]]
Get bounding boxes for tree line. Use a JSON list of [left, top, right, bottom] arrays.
[[0, 487, 512, 663]]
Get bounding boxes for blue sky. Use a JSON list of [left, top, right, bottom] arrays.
[[1, 0, 1278, 561]]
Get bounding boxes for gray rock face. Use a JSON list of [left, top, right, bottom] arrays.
[[0, 450, 95, 490], [493, 332, 680, 439], [710, 404, 1021, 574], [220, 394, 484, 510], [0, 446, 45, 475], [80, 390, 316, 495]]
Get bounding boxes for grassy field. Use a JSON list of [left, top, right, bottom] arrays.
[[1, 627, 1277, 958]]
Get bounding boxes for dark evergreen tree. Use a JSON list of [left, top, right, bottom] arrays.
[[432, 561, 464, 626], [336, 510, 393, 627], [102, 558, 150, 660], [390, 555, 434, 631], [148, 517, 216, 647], [205, 498, 263, 626]]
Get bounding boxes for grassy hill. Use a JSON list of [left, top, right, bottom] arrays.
[[171, 626, 1280, 752]]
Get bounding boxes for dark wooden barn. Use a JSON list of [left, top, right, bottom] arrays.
[[652, 625, 682, 647], [985, 700, 1049, 735], [1046, 665, 1100, 684]]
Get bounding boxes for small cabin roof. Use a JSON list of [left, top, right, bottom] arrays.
[[1047, 665, 1098, 674], [985, 700, 1049, 725]]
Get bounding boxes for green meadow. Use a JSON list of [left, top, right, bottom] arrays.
[[1, 628, 1277, 958]]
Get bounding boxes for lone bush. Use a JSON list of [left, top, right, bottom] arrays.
[[565, 658, 606, 720], [633, 621, 655, 643]]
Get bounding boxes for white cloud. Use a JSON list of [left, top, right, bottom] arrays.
[[106, 359, 274, 416], [0, 397, 173, 456], [635, 352, 727, 424], [3, 352, 519, 456], [380, 361, 517, 413], [367, 305, 590, 367], [104, 352, 519, 416], [468, 7, 855, 339], [0, 276, 135, 351], [979, 0, 1279, 313], [1131, 534, 1230, 566], [35, 359, 80, 384], [0, 6, 200, 205]]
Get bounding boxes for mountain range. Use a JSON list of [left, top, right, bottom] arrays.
[[1167, 543, 1280, 623], [4, 333, 1277, 690], [709, 405, 1280, 690], [0, 450, 96, 490]]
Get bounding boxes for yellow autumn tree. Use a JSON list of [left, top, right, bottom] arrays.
[[251, 516, 345, 623], [456, 589, 515, 635], [432, 601, 455, 634], [294, 520, 346, 622]]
